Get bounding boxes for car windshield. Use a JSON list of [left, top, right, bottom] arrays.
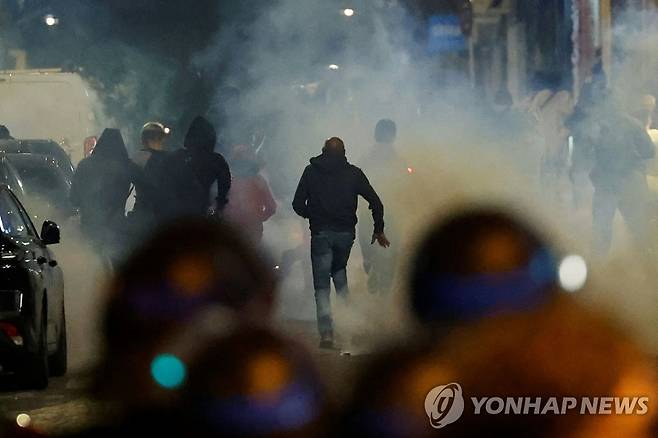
[[10, 159, 69, 206]]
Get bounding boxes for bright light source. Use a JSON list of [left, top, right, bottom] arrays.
[[328, 64, 340, 71], [558, 255, 588, 292], [44, 15, 59, 26], [16, 413, 31, 428], [164, 126, 171, 135], [343, 8, 355, 17]]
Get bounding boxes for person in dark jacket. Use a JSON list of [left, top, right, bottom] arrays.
[[590, 100, 655, 256], [133, 122, 169, 169], [159, 116, 231, 221], [70, 128, 142, 265], [293, 137, 390, 348], [131, 122, 170, 230]]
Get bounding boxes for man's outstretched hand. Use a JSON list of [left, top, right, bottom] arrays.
[[371, 233, 391, 248]]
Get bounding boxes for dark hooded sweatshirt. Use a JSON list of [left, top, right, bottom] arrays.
[[293, 153, 384, 235], [159, 116, 231, 219], [70, 128, 142, 233]]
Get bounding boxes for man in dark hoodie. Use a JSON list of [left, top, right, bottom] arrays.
[[159, 116, 231, 221], [293, 137, 390, 348], [70, 128, 142, 265]]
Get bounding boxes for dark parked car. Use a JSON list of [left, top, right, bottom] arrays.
[[0, 139, 74, 180], [0, 185, 66, 389], [6, 153, 73, 222]]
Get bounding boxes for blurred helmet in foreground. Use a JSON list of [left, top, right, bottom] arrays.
[[410, 208, 559, 326], [96, 218, 277, 407], [180, 325, 328, 437], [343, 297, 657, 437]]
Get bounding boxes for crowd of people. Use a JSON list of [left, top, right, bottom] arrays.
[[498, 77, 658, 258], [2, 71, 658, 435]]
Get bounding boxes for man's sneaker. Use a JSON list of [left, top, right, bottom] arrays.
[[319, 332, 334, 349]]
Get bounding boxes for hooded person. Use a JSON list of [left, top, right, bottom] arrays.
[[224, 144, 277, 244], [293, 137, 390, 348], [158, 116, 231, 221], [70, 128, 142, 265]]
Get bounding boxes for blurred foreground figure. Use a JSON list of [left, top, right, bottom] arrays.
[[224, 144, 277, 244], [70, 128, 141, 266], [159, 116, 231, 221], [293, 137, 389, 348], [410, 208, 559, 330], [93, 218, 276, 419], [343, 297, 657, 437], [180, 325, 329, 437], [590, 98, 655, 256], [358, 119, 402, 295]]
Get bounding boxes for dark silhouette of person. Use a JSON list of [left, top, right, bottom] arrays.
[[70, 128, 141, 265], [293, 136, 389, 348], [158, 116, 231, 221], [590, 98, 655, 256], [131, 122, 171, 232]]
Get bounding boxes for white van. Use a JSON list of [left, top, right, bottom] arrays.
[[0, 69, 104, 165]]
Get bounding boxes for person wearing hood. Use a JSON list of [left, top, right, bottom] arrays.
[[293, 137, 390, 349], [70, 128, 142, 265], [224, 144, 276, 244], [158, 116, 231, 221]]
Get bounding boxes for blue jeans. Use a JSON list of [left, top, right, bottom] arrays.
[[311, 231, 355, 336]]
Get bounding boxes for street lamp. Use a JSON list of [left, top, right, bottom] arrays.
[[342, 8, 355, 17], [44, 14, 59, 26]]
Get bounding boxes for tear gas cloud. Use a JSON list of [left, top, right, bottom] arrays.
[[5, 1, 658, 366], [194, 1, 658, 352]]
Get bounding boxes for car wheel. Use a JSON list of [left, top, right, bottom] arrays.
[[49, 306, 67, 377], [22, 313, 49, 390]]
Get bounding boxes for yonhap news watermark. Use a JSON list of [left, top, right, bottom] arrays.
[[425, 383, 650, 430]]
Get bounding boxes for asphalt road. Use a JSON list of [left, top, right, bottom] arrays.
[[0, 373, 100, 435]]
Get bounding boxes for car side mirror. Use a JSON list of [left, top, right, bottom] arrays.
[[41, 221, 60, 245]]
